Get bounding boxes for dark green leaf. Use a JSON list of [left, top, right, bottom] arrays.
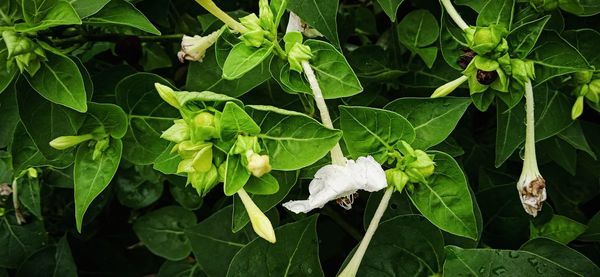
[[397, 9, 439, 49], [15, 237, 77, 277], [532, 31, 591, 84], [84, 0, 160, 35], [476, 0, 514, 30], [0, 218, 45, 268], [507, 16, 550, 59], [521, 238, 600, 276], [0, 82, 19, 148], [18, 177, 42, 220], [287, 0, 339, 47], [224, 154, 251, 196], [157, 260, 204, 277], [68, 0, 110, 18], [377, 0, 405, 22], [220, 102, 260, 141], [15, 1, 81, 32], [530, 215, 587, 244]]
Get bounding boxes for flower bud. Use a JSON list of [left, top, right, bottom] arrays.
[[155, 83, 180, 109], [571, 95, 584, 120], [406, 167, 428, 185], [233, 135, 260, 154], [511, 59, 536, 85], [469, 26, 505, 55], [49, 134, 94, 150], [408, 150, 435, 178], [26, 168, 37, 179], [246, 150, 272, 177], [573, 70, 593, 85], [194, 112, 215, 127], [431, 75, 468, 98], [386, 169, 409, 192], [586, 79, 600, 103], [258, 0, 274, 31], [93, 138, 110, 161], [161, 119, 190, 143], [0, 207, 5, 217], [0, 184, 12, 196], [287, 43, 313, 73], [2, 31, 46, 75], [531, 0, 559, 12], [177, 30, 222, 63], [188, 164, 219, 196], [237, 188, 276, 243], [177, 142, 213, 173], [190, 112, 218, 141], [240, 14, 266, 47]]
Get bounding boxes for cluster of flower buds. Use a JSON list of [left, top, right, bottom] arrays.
[[238, 0, 276, 48], [230, 135, 272, 178], [2, 31, 46, 75], [385, 141, 436, 192], [570, 71, 600, 119]]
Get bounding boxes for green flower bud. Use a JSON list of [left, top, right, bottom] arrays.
[[258, 0, 274, 32], [386, 169, 409, 192], [161, 119, 190, 143], [469, 26, 505, 55], [406, 167, 428, 185], [586, 79, 600, 103], [0, 207, 5, 217], [408, 150, 435, 178], [494, 38, 509, 55], [573, 70, 593, 85], [431, 75, 468, 98], [2, 31, 47, 75], [245, 150, 272, 177], [240, 14, 267, 47], [154, 83, 180, 109], [188, 164, 219, 197], [218, 162, 226, 182], [176, 142, 213, 173], [237, 188, 276, 243], [511, 59, 536, 85], [26, 168, 38, 179], [49, 134, 94, 150], [287, 43, 312, 73], [190, 112, 218, 141], [571, 95, 584, 120], [93, 138, 110, 161], [233, 135, 260, 155]]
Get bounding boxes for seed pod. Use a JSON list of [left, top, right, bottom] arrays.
[[457, 49, 476, 69], [476, 69, 498, 85]]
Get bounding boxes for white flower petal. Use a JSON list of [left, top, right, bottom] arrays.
[[282, 156, 387, 214]]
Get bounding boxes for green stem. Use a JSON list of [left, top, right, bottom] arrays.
[[272, 40, 287, 58], [194, 0, 247, 33], [440, 0, 470, 31], [521, 80, 539, 175], [338, 187, 394, 277]]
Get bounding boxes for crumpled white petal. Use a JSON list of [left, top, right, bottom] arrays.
[[177, 30, 220, 63], [517, 171, 546, 217], [283, 156, 387, 213]]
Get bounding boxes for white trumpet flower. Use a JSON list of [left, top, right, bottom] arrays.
[[177, 30, 221, 63], [283, 156, 386, 213]]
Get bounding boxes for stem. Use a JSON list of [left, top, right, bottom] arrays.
[[194, 0, 247, 33], [302, 61, 346, 165], [338, 187, 394, 277], [440, 0, 470, 31], [11, 178, 25, 224], [522, 80, 539, 174]]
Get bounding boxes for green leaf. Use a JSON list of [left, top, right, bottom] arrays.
[[507, 16, 550, 59], [0, 218, 45, 268], [220, 102, 261, 141], [530, 215, 587, 244], [243, 173, 279, 195], [116, 73, 179, 164], [133, 206, 196, 260], [153, 143, 181, 175], [10, 123, 59, 173], [415, 46, 438, 68], [21, 0, 57, 24], [476, 0, 514, 30], [232, 171, 297, 232], [167, 176, 203, 211], [539, 137, 577, 175], [115, 166, 163, 209], [443, 246, 580, 276], [79, 102, 128, 139], [377, 0, 405, 22], [15, 1, 81, 32], [560, 0, 600, 16], [563, 29, 600, 69], [227, 215, 323, 277], [15, 237, 77, 277], [224, 154, 251, 196], [157, 260, 204, 277], [185, 206, 250, 277], [521, 238, 600, 276], [248, 105, 342, 170], [408, 151, 478, 239], [0, 82, 19, 148], [68, 0, 110, 18], [397, 9, 439, 49], [0, 46, 17, 95], [341, 215, 444, 276], [557, 121, 596, 159], [18, 177, 42, 220], [304, 40, 363, 99], [186, 47, 270, 98], [17, 78, 85, 162], [222, 43, 273, 80], [287, 0, 340, 47], [495, 84, 572, 167], [439, 11, 469, 70], [74, 138, 122, 232], [339, 106, 415, 162], [25, 50, 87, 112], [580, 210, 600, 242], [84, 0, 160, 35], [384, 97, 471, 150], [532, 31, 592, 84]]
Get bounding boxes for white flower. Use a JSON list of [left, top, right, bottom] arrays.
[[283, 156, 387, 213], [0, 184, 12, 196], [517, 171, 546, 217], [246, 151, 271, 177], [177, 30, 221, 63]]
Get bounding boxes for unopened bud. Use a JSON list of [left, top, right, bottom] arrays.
[[573, 70, 593, 85], [386, 169, 409, 192], [431, 75, 468, 98], [161, 119, 190, 143], [155, 83, 180, 109], [49, 134, 94, 150], [287, 43, 312, 73], [177, 30, 222, 63], [93, 138, 110, 160], [237, 188, 276, 243], [246, 151, 272, 177], [188, 165, 219, 196], [586, 79, 600, 103], [571, 95, 584, 120], [469, 26, 505, 55]]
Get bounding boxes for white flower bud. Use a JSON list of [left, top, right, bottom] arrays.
[[431, 75, 468, 98], [49, 134, 94, 150], [245, 150, 272, 177], [177, 30, 221, 63], [237, 188, 276, 243]]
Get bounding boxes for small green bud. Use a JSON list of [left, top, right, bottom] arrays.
[[0, 207, 5, 217], [571, 95, 584, 120], [573, 71, 594, 85], [431, 75, 468, 98], [233, 135, 260, 155], [161, 119, 190, 143], [188, 165, 219, 197], [190, 112, 218, 141], [2, 31, 47, 75], [386, 169, 409, 192], [240, 14, 266, 47], [511, 59, 536, 85], [155, 83, 180, 109], [586, 79, 600, 103], [258, 0, 274, 32], [287, 42, 312, 73], [494, 38, 509, 55], [531, 0, 559, 12], [406, 167, 428, 185], [194, 112, 215, 127], [469, 26, 505, 55], [49, 134, 94, 150], [26, 168, 37, 179], [396, 140, 415, 158], [93, 138, 110, 160], [408, 150, 436, 178], [245, 150, 272, 177], [177, 142, 213, 173], [237, 188, 276, 243]]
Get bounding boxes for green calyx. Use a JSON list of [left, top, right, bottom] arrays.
[[531, 0, 559, 12], [2, 31, 47, 76], [240, 14, 269, 47], [188, 164, 220, 197], [466, 25, 507, 56], [233, 135, 261, 155], [190, 111, 219, 141], [386, 141, 436, 189], [284, 32, 313, 72]]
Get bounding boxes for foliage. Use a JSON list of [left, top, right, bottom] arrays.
[[1, 0, 600, 275]]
